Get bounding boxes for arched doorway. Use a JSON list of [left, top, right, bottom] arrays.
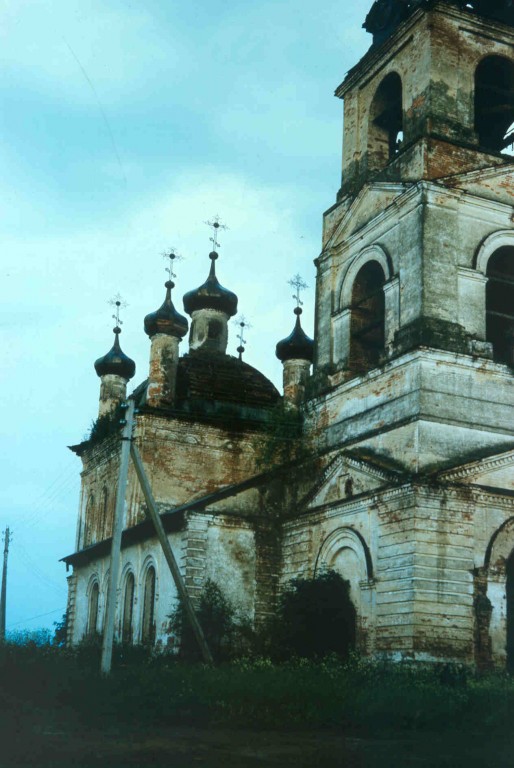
[[315, 527, 374, 653]]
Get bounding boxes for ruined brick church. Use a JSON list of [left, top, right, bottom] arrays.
[[63, 0, 514, 666]]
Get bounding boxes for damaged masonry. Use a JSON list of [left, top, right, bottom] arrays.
[[63, 0, 514, 668]]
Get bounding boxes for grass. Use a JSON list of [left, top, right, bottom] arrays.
[[1, 642, 514, 737]]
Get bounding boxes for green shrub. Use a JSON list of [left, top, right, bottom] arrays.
[[2, 642, 514, 735], [168, 578, 247, 662], [273, 570, 356, 660]]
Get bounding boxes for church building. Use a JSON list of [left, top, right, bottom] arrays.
[[63, 0, 514, 667]]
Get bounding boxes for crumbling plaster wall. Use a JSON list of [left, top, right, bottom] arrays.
[[68, 510, 259, 647], [79, 411, 262, 549], [338, 5, 514, 197], [318, 181, 514, 378], [308, 349, 514, 472], [69, 533, 182, 647], [282, 480, 514, 664]]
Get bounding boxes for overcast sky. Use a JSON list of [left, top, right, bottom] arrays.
[[0, 0, 372, 633]]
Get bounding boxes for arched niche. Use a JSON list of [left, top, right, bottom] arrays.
[[368, 72, 404, 172], [482, 517, 514, 667], [314, 527, 375, 653], [315, 527, 373, 582], [475, 55, 514, 155]]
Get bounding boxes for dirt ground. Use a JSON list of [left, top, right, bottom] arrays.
[[2, 725, 513, 768]]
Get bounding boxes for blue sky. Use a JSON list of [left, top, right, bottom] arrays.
[[0, 0, 371, 633]]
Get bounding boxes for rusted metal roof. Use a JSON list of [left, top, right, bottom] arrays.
[[175, 350, 280, 408]]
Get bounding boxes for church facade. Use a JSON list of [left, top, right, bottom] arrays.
[[63, 0, 514, 667]]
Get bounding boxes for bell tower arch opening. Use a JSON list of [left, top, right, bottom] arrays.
[[349, 261, 386, 375], [368, 72, 403, 172], [475, 55, 514, 155], [486, 246, 514, 365]]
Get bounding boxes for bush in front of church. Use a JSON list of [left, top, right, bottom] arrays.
[[273, 570, 356, 661]]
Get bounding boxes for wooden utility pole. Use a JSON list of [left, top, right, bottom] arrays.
[[130, 444, 213, 664], [0, 527, 12, 642], [100, 401, 135, 675]]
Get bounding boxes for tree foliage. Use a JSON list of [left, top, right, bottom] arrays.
[[53, 612, 68, 648], [168, 579, 239, 662], [274, 570, 356, 660], [254, 402, 307, 471]]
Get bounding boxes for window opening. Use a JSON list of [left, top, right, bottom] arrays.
[[208, 320, 222, 340], [142, 566, 156, 645], [122, 573, 135, 644], [486, 246, 514, 364], [349, 261, 386, 374], [87, 582, 99, 636], [368, 73, 403, 171], [475, 56, 514, 156]]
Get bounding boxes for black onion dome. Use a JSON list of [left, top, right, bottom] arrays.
[[144, 281, 188, 339], [364, 1, 514, 48], [183, 252, 238, 317], [276, 308, 314, 363], [94, 328, 136, 380]]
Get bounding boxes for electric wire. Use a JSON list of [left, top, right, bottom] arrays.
[[6, 607, 66, 630]]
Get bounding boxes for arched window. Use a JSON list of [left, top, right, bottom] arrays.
[[486, 247, 514, 364], [122, 572, 135, 644], [475, 56, 514, 155], [87, 581, 100, 636], [349, 261, 386, 374], [368, 73, 403, 172], [141, 566, 156, 645]]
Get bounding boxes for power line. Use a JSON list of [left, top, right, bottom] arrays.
[[6, 607, 65, 630]]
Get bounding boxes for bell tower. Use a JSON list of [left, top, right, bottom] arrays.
[[304, 0, 514, 665], [314, 0, 514, 471]]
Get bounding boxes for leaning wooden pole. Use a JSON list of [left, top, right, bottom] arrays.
[[100, 400, 135, 675], [0, 527, 11, 642], [130, 443, 213, 664]]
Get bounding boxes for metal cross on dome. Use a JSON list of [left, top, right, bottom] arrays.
[[288, 274, 308, 309], [205, 215, 228, 251], [234, 314, 252, 360], [162, 248, 183, 283], [108, 294, 128, 327]]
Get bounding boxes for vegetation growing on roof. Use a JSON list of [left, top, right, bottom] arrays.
[[86, 404, 125, 447], [254, 402, 310, 471]]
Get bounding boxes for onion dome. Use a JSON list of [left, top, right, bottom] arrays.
[[144, 281, 188, 339], [183, 252, 238, 317], [275, 308, 314, 363], [94, 327, 136, 380]]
